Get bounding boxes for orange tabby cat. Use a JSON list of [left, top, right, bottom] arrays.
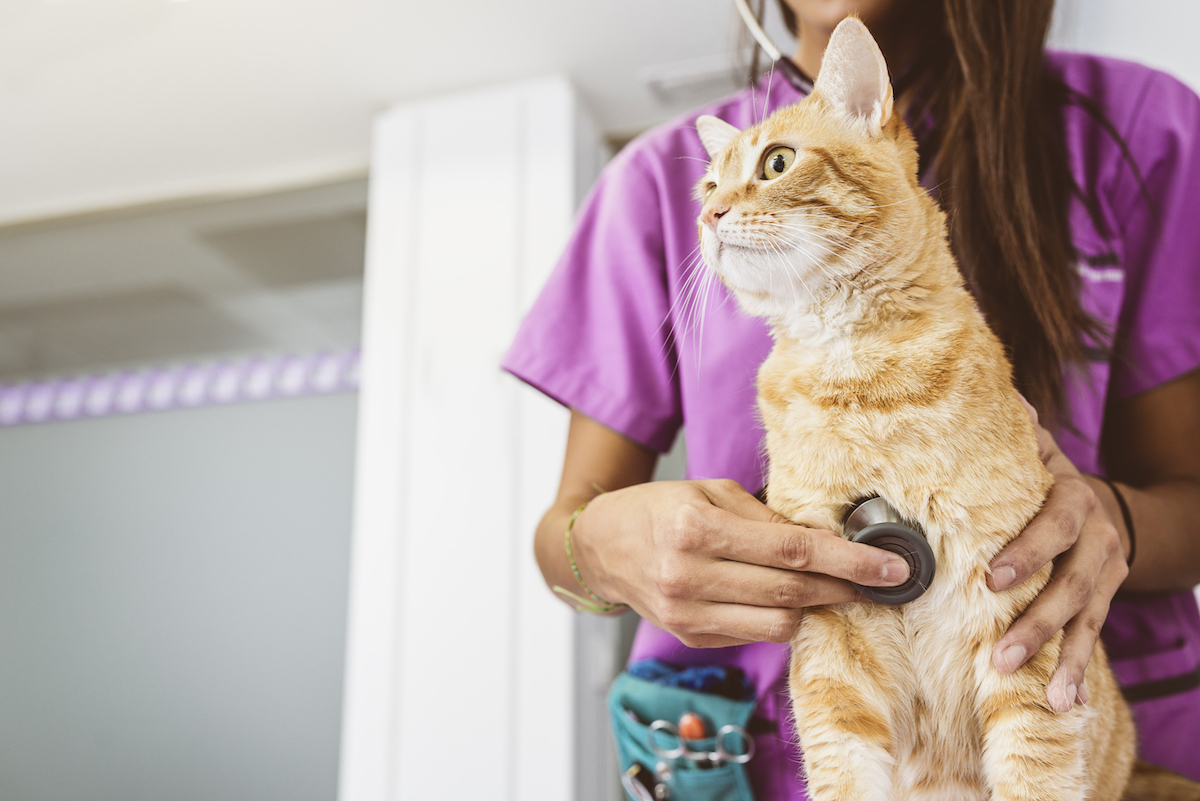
[[694, 17, 1154, 801]]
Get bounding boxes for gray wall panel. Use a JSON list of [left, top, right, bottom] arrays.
[[0, 394, 355, 801]]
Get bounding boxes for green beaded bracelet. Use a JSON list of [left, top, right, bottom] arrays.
[[553, 500, 629, 614]]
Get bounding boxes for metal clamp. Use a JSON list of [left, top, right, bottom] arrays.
[[647, 719, 755, 766]]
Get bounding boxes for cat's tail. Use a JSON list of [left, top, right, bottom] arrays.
[[1123, 760, 1200, 801]]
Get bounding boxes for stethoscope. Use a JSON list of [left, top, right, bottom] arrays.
[[844, 496, 936, 604], [731, 0, 813, 90], [752, 488, 936, 604]]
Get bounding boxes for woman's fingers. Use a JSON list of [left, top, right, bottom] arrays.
[[992, 520, 1106, 671], [580, 477, 910, 646], [987, 473, 1095, 591], [713, 515, 911, 587], [696, 478, 793, 524], [651, 602, 808, 648], [992, 400, 1092, 593], [1048, 524, 1128, 711], [659, 559, 862, 609], [987, 415, 1129, 711], [687, 481, 910, 587], [994, 536, 1125, 711], [1046, 584, 1114, 712]]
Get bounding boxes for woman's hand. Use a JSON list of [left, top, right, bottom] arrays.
[[986, 405, 1130, 714], [571, 478, 912, 648], [537, 410, 910, 648]]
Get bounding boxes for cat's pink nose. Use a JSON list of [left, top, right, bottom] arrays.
[[702, 204, 730, 231]]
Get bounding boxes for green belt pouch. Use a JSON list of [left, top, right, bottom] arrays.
[[607, 671, 758, 801]]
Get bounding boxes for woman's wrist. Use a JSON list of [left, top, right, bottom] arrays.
[[554, 499, 628, 613], [1086, 474, 1135, 567]]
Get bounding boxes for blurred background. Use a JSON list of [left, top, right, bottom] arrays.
[[0, 1, 1197, 800]]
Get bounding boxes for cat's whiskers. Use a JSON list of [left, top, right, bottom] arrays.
[[757, 62, 777, 127], [770, 229, 843, 314], [773, 218, 891, 247], [772, 221, 895, 273], [771, 224, 915, 304], [764, 204, 898, 245], [862, 191, 928, 210], [764, 237, 805, 312], [705, 215, 907, 331], [772, 226, 858, 283], [694, 257, 726, 369], [668, 245, 712, 360], [685, 257, 719, 338], [676, 238, 744, 372]]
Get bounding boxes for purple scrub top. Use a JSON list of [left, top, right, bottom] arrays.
[[504, 52, 1200, 794]]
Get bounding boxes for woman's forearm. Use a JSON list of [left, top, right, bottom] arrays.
[[535, 410, 658, 611], [1098, 368, 1200, 594], [534, 495, 604, 605], [1099, 477, 1200, 593]]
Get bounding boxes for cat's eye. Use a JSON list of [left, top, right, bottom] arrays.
[[761, 146, 796, 180], [704, 182, 717, 199]]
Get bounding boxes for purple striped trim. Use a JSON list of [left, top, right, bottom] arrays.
[[0, 350, 360, 427]]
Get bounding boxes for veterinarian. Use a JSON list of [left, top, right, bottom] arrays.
[[504, 0, 1200, 795]]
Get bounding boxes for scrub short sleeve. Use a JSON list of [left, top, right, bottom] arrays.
[[1109, 71, 1200, 398], [502, 146, 683, 452]]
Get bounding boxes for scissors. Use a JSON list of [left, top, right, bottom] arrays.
[[647, 719, 756, 766]]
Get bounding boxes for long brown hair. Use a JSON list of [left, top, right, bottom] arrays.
[[756, 0, 1115, 424]]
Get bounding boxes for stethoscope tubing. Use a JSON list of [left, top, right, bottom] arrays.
[[732, 0, 783, 62]]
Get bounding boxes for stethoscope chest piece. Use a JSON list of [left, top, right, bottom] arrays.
[[843, 496, 936, 605]]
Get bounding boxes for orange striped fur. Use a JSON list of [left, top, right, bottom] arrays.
[[695, 17, 1148, 801]]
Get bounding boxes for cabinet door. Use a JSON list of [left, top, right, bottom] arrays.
[[340, 76, 601, 801]]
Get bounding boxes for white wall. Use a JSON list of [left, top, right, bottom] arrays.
[[0, 394, 356, 801], [1053, 0, 1200, 92], [339, 76, 594, 801]]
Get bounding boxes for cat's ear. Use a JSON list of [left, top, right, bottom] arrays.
[[696, 115, 741, 159], [812, 16, 894, 136]]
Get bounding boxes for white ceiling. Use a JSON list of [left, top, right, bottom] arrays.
[[0, 0, 788, 225], [3, 0, 1199, 384], [5, 0, 1200, 226]]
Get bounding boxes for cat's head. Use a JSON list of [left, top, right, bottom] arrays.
[[696, 17, 929, 327]]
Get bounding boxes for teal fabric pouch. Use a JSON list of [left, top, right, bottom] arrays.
[[607, 671, 758, 801]]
